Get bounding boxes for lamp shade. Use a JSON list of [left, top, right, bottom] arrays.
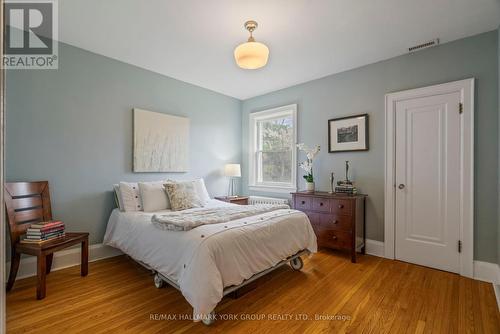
[[234, 41, 269, 69], [224, 164, 241, 177]]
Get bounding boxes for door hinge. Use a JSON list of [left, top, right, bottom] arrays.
[[458, 240, 462, 253], [459, 103, 463, 114]]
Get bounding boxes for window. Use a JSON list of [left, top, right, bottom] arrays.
[[249, 104, 297, 193]]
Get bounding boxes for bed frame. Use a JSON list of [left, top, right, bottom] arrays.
[[142, 249, 310, 325]]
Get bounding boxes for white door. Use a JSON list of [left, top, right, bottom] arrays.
[[395, 91, 461, 273]]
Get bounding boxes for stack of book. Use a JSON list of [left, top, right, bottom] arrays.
[[22, 221, 65, 244], [335, 181, 358, 195]]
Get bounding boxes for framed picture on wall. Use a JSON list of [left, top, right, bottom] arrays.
[[133, 108, 190, 172], [328, 114, 369, 152]]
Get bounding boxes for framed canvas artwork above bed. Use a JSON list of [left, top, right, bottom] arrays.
[[133, 108, 190, 172], [328, 114, 368, 152]]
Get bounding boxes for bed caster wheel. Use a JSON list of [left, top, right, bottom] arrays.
[[290, 257, 303, 271], [153, 273, 165, 289], [202, 311, 216, 326]]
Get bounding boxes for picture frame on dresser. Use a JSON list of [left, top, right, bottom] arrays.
[[291, 191, 367, 263]]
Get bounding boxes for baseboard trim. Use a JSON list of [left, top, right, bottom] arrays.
[[473, 260, 500, 284], [473, 261, 500, 310], [365, 239, 385, 258], [6, 243, 123, 280], [8, 241, 498, 285], [493, 284, 500, 311], [359, 242, 500, 285]]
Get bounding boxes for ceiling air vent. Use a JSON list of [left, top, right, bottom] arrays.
[[408, 39, 439, 53]]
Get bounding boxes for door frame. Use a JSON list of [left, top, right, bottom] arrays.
[[384, 78, 474, 278]]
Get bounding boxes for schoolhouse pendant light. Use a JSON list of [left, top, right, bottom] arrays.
[[234, 20, 269, 69]]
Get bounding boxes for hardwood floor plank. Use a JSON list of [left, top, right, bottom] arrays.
[[6, 251, 500, 333], [458, 277, 476, 334]]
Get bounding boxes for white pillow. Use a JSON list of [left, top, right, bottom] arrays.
[[192, 178, 210, 204], [139, 181, 170, 212], [113, 184, 124, 211], [119, 182, 142, 211]]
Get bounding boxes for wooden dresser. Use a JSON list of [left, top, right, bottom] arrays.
[[291, 191, 366, 262]]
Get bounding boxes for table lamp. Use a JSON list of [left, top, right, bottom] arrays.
[[224, 164, 241, 197]]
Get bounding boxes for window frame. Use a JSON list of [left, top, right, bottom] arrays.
[[248, 104, 297, 193]]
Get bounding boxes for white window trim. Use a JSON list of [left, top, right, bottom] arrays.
[[248, 104, 297, 193]]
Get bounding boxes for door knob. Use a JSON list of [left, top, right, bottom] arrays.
[[398, 184, 405, 189]]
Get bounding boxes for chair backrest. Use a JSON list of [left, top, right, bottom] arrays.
[[4, 181, 53, 245]]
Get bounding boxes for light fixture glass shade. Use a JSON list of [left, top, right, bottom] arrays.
[[234, 42, 269, 69], [224, 164, 241, 177]]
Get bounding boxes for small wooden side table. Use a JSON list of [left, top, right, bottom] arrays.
[[215, 196, 249, 205]]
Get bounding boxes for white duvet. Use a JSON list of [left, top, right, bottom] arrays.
[[103, 199, 317, 320]]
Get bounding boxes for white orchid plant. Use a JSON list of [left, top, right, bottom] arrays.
[[297, 143, 320, 183]]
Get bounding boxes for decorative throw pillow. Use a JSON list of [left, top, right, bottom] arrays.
[[139, 181, 170, 212], [113, 184, 125, 211], [164, 181, 203, 211], [192, 178, 211, 204], [119, 182, 142, 211]]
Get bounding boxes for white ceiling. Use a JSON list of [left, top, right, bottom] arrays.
[[59, 0, 500, 100]]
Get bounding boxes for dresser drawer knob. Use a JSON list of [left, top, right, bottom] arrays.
[[320, 202, 324, 206], [338, 204, 344, 209], [301, 201, 305, 205], [332, 236, 338, 240], [332, 220, 338, 224]]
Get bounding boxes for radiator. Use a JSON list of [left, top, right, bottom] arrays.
[[248, 196, 289, 206]]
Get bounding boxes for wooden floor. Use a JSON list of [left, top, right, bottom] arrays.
[[6, 251, 500, 333]]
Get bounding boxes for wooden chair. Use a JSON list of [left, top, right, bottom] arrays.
[[5, 181, 89, 299]]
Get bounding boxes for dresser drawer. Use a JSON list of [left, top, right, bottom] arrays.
[[312, 197, 330, 212], [303, 211, 318, 224], [303, 212, 321, 235], [311, 223, 322, 237], [330, 199, 353, 216], [318, 229, 352, 250], [318, 213, 352, 231], [294, 196, 312, 211]]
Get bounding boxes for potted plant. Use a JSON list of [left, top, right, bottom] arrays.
[[297, 143, 320, 192]]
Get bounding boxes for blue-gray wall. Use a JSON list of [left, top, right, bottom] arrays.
[[241, 31, 499, 263], [6, 42, 241, 246], [6, 31, 499, 263]]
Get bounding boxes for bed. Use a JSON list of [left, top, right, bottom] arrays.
[[103, 199, 317, 324]]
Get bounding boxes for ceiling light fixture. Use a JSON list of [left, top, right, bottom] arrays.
[[234, 20, 269, 70]]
